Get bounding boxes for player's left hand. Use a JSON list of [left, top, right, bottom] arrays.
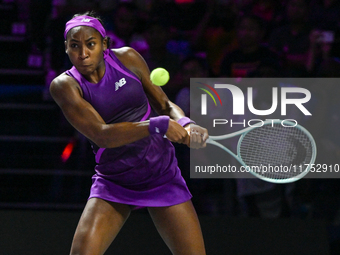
[[184, 124, 209, 149]]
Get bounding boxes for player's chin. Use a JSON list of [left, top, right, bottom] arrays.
[[77, 65, 95, 75]]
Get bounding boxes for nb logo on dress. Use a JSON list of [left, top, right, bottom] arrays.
[[81, 18, 91, 22], [115, 78, 126, 91]]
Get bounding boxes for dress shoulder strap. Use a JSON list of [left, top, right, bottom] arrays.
[[103, 49, 141, 84], [65, 66, 83, 85]]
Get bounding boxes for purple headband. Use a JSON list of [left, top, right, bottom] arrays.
[[64, 15, 106, 39]]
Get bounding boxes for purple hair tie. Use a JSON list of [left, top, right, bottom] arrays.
[[64, 15, 106, 39], [177, 117, 195, 127], [149, 116, 170, 136]]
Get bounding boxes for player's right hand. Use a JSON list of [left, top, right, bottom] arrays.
[[165, 119, 190, 146]]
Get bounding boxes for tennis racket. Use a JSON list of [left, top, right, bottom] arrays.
[[206, 120, 317, 183]]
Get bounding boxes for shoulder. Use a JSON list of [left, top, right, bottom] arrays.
[[110, 47, 147, 80], [50, 72, 83, 99], [110, 47, 143, 65], [50, 72, 78, 91]]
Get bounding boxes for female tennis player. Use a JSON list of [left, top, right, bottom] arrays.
[[49, 11, 208, 255]]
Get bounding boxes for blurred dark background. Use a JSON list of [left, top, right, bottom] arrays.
[[1, 0, 340, 254]]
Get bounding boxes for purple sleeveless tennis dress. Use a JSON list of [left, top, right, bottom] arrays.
[[65, 49, 192, 207]]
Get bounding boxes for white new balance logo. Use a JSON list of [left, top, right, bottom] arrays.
[[115, 78, 126, 91], [81, 18, 91, 22]]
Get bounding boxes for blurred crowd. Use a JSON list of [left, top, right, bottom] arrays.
[[25, 0, 340, 223], [33, 0, 340, 82]]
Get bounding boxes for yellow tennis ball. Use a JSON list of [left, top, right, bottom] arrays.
[[150, 68, 170, 86]]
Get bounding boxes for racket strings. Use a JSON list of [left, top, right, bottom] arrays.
[[239, 124, 313, 180]]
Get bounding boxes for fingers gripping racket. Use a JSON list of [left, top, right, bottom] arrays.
[[206, 120, 317, 183]]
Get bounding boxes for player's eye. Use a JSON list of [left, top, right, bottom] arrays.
[[88, 42, 95, 47], [70, 43, 78, 48]]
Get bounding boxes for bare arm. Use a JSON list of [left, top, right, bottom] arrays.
[[50, 74, 151, 148], [51, 47, 207, 149], [114, 47, 208, 147]]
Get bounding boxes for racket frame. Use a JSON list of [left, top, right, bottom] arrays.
[[206, 120, 317, 183]]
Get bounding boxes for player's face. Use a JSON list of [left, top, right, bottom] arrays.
[[65, 26, 107, 75]]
